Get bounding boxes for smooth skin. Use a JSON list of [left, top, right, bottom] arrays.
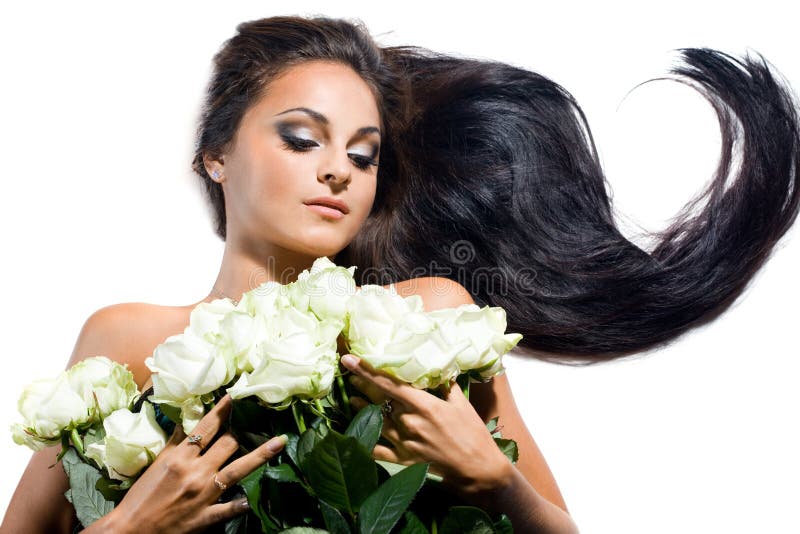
[[2, 60, 577, 533]]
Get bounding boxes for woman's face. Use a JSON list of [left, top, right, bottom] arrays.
[[208, 60, 382, 258]]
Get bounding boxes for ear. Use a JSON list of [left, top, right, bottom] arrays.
[[202, 153, 226, 183]]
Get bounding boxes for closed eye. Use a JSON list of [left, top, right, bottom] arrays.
[[349, 154, 378, 171], [281, 135, 378, 171], [281, 135, 318, 151]]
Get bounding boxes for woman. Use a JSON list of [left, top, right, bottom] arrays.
[[2, 16, 578, 533], [3, 13, 798, 534]]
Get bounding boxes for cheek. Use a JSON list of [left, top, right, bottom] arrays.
[[355, 177, 377, 216], [248, 147, 315, 206]]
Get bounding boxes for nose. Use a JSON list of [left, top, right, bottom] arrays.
[[317, 148, 352, 187]]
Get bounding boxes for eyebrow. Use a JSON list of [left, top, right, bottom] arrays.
[[273, 107, 380, 137]]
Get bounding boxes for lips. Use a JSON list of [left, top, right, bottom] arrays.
[[303, 196, 350, 214]]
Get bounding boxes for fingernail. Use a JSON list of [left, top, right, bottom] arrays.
[[238, 498, 250, 510], [267, 434, 288, 452], [341, 354, 358, 368]]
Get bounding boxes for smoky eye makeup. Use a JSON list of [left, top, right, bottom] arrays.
[[348, 145, 380, 171], [276, 123, 318, 148], [275, 121, 380, 171]]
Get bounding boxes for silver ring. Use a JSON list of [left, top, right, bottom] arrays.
[[187, 434, 203, 447], [380, 399, 394, 417], [213, 474, 228, 491]]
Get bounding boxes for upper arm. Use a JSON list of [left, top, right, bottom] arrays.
[[404, 277, 569, 512], [2, 304, 143, 533]]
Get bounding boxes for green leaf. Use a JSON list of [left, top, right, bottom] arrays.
[[485, 417, 499, 435], [376, 461, 444, 484], [494, 438, 518, 464], [320, 500, 352, 534], [297, 420, 330, 468], [61, 449, 115, 527], [264, 475, 320, 530], [493, 514, 513, 534], [285, 433, 301, 467], [398, 511, 430, 534], [357, 463, 428, 534], [158, 403, 182, 426], [239, 464, 279, 531], [301, 432, 377, 516], [231, 398, 274, 452], [95, 476, 127, 503], [344, 404, 383, 453], [224, 514, 246, 534], [263, 463, 303, 484], [440, 506, 495, 534]]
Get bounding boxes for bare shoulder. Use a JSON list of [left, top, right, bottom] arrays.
[[389, 276, 475, 312], [67, 302, 191, 388]]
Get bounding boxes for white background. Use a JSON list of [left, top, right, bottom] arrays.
[[1, 2, 798, 532]]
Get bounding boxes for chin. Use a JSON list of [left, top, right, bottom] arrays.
[[290, 236, 349, 259]]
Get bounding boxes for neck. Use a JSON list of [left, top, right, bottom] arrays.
[[198, 234, 333, 307]]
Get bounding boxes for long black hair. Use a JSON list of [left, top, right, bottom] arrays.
[[341, 46, 800, 363], [194, 16, 800, 364]]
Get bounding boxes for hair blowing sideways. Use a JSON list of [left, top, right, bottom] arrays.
[[192, 17, 800, 364]]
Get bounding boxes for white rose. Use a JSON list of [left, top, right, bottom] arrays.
[[213, 281, 291, 375], [187, 298, 238, 342], [12, 373, 90, 447], [177, 396, 206, 434], [355, 311, 467, 389], [145, 328, 233, 407], [345, 285, 466, 388], [215, 309, 271, 374], [237, 281, 290, 318], [428, 305, 522, 379], [11, 423, 52, 451], [67, 356, 139, 419], [85, 403, 167, 481], [227, 308, 342, 406], [345, 284, 424, 355], [289, 257, 357, 322]]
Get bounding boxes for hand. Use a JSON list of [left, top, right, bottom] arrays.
[[340, 354, 512, 497], [92, 395, 287, 534]]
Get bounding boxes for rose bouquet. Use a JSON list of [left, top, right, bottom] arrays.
[[12, 257, 523, 533], [11, 356, 168, 524]]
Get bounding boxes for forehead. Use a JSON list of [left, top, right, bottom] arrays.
[[255, 60, 381, 128]]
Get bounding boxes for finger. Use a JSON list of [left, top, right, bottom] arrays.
[[201, 431, 240, 467], [349, 374, 388, 404], [340, 355, 418, 405], [198, 498, 250, 529], [182, 395, 233, 452], [372, 444, 408, 464], [351, 394, 410, 422], [165, 420, 187, 449], [441, 379, 469, 405], [380, 417, 403, 445], [350, 395, 369, 411], [216, 434, 287, 485]]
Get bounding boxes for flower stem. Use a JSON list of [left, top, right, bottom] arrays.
[[56, 432, 70, 462], [70, 428, 90, 463], [291, 403, 307, 434], [336, 374, 352, 419], [456, 373, 470, 401], [314, 399, 331, 428]]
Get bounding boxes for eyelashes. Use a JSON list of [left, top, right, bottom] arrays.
[[280, 135, 378, 172]]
